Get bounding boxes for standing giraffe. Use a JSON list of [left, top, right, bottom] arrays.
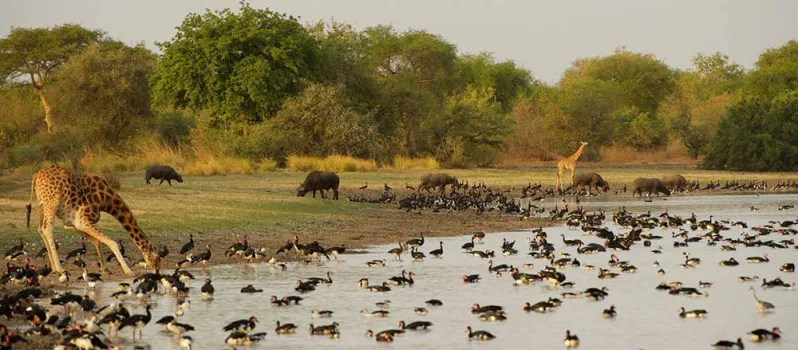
[[26, 165, 160, 276], [556, 141, 589, 191]]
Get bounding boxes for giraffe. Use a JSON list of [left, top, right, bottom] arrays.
[[556, 141, 589, 191], [25, 164, 160, 276]]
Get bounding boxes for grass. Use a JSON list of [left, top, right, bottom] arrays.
[[287, 155, 379, 172], [1, 166, 797, 260]]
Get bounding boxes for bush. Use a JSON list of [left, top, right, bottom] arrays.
[[154, 111, 195, 147], [287, 155, 378, 172], [101, 172, 122, 190], [392, 156, 439, 169], [2, 144, 44, 168]]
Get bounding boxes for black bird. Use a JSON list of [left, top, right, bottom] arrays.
[[65, 239, 86, 261], [398, 320, 433, 330], [429, 241, 444, 258], [4, 239, 25, 260], [119, 305, 152, 341], [384, 183, 393, 192], [359, 182, 368, 190], [201, 279, 215, 299], [406, 183, 415, 191], [180, 234, 195, 255], [223, 316, 259, 334], [106, 242, 127, 262], [462, 274, 481, 283], [240, 284, 263, 293], [158, 245, 169, 259], [462, 237, 475, 251]]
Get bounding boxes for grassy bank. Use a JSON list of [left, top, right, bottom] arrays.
[[0, 166, 796, 272]]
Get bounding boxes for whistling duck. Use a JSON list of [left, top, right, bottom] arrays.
[[367, 282, 392, 292], [307, 271, 334, 284], [223, 316, 259, 334], [411, 248, 426, 261], [739, 275, 759, 282], [598, 305, 615, 319], [201, 279, 214, 300], [406, 233, 425, 249], [399, 320, 432, 330], [325, 244, 346, 260], [564, 330, 580, 348], [167, 320, 195, 337], [283, 295, 303, 304], [473, 230, 486, 243], [240, 285, 263, 293], [414, 307, 428, 315], [426, 299, 443, 306], [678, 307, 707, 318], [711, 338, 744, 349], [429, 242, 444, 258], [376, 300, 391, 309], [747, 327, 781, 342], [225, 331, 266, 346], [479, 311, 507, 322], [361, 308, 390, 317], [312, 309, 334, 318], [749, 286, 775, 312], [466, 326, 495, 340], [746, 254, 769, 263], [780, 263, 795, 272], [270, 295, 288, 306], [309, 322, 339, 335], [523, 301, 554, 313], [275, 321, 297, 334], [295, 280, 316, 293], [472, 250, 495, 259], [720, 258, 739, 266], [462, 237, 475, 251], [471, 303, 503, 314], [462, 274, 481, 283], [366, 259, 387, 267], [365, 329, 394, 342], [389, 243, 405, 261], [119, 305, 152, 341]]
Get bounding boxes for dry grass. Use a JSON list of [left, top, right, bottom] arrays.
[[392, 156, 439, 169], [287, 155, 379, 172], [599, 141, 695, 165]]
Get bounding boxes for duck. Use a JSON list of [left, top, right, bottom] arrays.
[[240, 285, 263, 293], [739, 275, 759, 282], [471, 303, 503, 314], [375, 300, 391, 309], [366, 259, 387, 267], [462, 237, 475, 251], [429, 242, 444, 258], [747, 327, 781, 342], [426, 299, 443, 306], [361, 308, 390, 317], [564, 330, 580, 348], [201, 279, 214, 300], [699, 281, 713, 288], [488, 260, 512, 272], [523, 301, 554, 313], [479, 311, 507, 322], [119, 305, 152, 341], [719, 258, 739, 266], [365, 329, 394, 343], [167, 320, 195, 337], [779, 263, 795, 272], [223, 316, 259, 333], [602, 305, 617, 318], [410, 248, 426, 261], [366, 282, 392, 292], [711, 338, 744, 349], [415, 307, 429, 315], [462, 274, 481, 283], [466, 326, 495, 340], [473, 230, 486, 243], [311, 309, 334, 318], [399, 320, 432, 330], [295, 280, 316, 293], [406, 233, 425, 249], [678, 307, 708, 318], [270, 295, 289, 306], [309, 322, 339, 336], [179, 234, 195, 255], [283, 295, 304, 305], [274, 321, 297, 334], [746, 254, 769, 263], [306, 271, 334, 284], [388, 242, 405, 261]]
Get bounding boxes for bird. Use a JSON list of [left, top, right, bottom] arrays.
[[398, 320, 432, 330], [275, 321, 297, 334], [465, 326, 495, 340], [201, 279, 215, 300], [223, 316, 259, 334], [406, 233, 425, 249], [564, 330, 580, 348], [179, 335, 193, 350], [747, 327, 781, 342], [240, 285, 263, 293], [678, 307, 708, 318], [3, 239, 25, 260], [119, 305, 152, 341], [406, 183, 415, 191], [384, 183, 392, 192], [388, 242, 405, 261], [462, 274, 481, 283], [359, 182, 368, 190], [64, 239, 86, 261], [711, 338, 744, 349], [179, 234, 195, 255], [361, 308, 390, 317], [602, 305, 617, 318], [749, 286, 775, 312], [746, 254, 769, 263], [375, 300, 391, 309], [311, 309, 334, 318], [425, 299, 443, 306], [429, 241, 444, 258]]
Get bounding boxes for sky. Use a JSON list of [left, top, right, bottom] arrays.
[[2, 0, 797, 83]]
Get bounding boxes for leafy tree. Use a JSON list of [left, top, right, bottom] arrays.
[[50, 43, 156, 148], [613, 107, 668, 151], [151, 3, 319, 125], [0, 24, 103, 132], [558, 75, 623, 154], [454, 53, 534, 112]]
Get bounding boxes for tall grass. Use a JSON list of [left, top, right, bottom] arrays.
[[392, 156, 439, 169], [287, 155, 379, 172]]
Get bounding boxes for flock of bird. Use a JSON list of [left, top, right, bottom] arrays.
[[1, 195, 798, 348]]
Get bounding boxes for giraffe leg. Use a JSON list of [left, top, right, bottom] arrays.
[[570, 168, 576, 188], [65, 226, 109, 274], [74, 221, 134, 276], [39, 204, 63, 273]]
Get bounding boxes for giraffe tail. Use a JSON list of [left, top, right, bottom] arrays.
[[26, 175, 35, 230]]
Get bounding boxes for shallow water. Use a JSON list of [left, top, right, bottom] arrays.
[[84, 193, 798, 349]]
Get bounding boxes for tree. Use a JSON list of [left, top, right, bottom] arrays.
[[0, 24, 103, 132], [151, 3, 319, 125], [558, 75, 623, 152], [454, 53, 534, 112], [50, 43, 156, 147]]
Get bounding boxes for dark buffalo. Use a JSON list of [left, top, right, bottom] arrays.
[[296, 171, 340, 200], [630, 178, 671, 197], [418, 173, 458, 193], [145, 165, 183, 186], [571, 172, 610, 195], [662, 174, 689, 192]]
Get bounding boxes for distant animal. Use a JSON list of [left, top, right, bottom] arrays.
[[571, 172, 610, 195], [630, 178, 671, 197], [662, 174, 689, 192], [296, 171, 340, 200], [145, 165, 183, 186], [418, 173, 458, 193]]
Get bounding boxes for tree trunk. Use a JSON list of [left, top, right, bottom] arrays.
[[36, 88, 54, 133]]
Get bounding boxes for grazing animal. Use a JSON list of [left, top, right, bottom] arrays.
[[629, 178, 671, 197], [296, 171, 340, 200], [145, 165, 183, 186], [26, 165, 161, 276], [556, 141, 588, 191], [418, 173, 458, 193], [662, 174, 689, 192], [571, 172, 610, 195]]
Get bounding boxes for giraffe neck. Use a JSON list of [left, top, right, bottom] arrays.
[[571, 145, 587, 161], [107, 199, 154, 255]]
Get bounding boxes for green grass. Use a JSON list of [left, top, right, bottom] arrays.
[[1, 166, 796, 253]]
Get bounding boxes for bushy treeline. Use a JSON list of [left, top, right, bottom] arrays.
[[1, 3, 796, 171]]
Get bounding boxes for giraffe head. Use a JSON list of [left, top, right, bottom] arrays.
[[580, 141, 588, 147], [142, 244, 162, 272]]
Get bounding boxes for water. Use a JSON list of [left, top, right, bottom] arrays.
[[84, 193, 798, 349]]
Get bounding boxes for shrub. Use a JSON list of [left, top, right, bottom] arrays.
[[287, 155, 378, 172], [392, 156, 439, 169]]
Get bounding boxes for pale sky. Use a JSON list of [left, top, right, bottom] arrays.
[[2, 0, 797, 83]]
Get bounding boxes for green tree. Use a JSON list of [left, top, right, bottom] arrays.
[[454, 53, 534, 112], [613, 107, 668, 151], [50, 43, 156, 147], [0, 24, 103, 132], [151, 3, 319, 125], [558, 75, 623, 154]]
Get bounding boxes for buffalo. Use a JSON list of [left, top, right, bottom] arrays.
[[571, 172, 610, 195], [145, 165, 183, 186], [662, 174, 689, 192], [296, 171, 340, 200], [630, 178, 671, 197], [418, 173, 458, 193]]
